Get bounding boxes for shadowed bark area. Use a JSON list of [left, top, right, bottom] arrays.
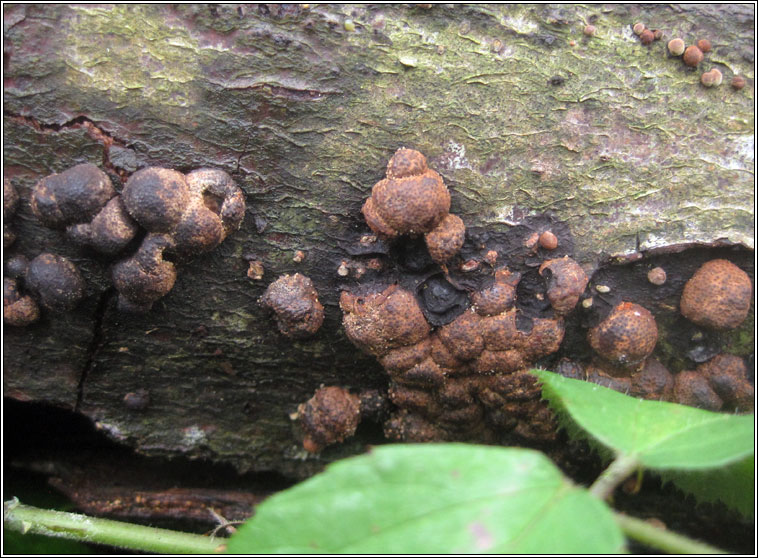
[[3, 4, 754, 479]]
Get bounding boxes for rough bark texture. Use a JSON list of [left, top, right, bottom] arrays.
[[3, 4, 754, 479]]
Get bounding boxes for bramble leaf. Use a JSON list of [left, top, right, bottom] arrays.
[[227, 444, 625, 554]]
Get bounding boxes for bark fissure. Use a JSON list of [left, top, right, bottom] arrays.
[[75, 288, 116, 413]]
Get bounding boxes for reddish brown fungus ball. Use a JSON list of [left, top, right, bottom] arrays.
[[299, 386, 361, 453], [697, 354, 753, 412], [340, 285, 430, 356], [679, 259, 752, 330], [538, 230, 558, 250], [630, 358, 674, 400], [424, 214, 466, 264], [539, 257, 589, 315], [583, 25, 596, 37], [683, 45, 704, 67], [696, 38, 712, 53], [632, 23, 646, 35], [259, 273, 324, 338], [667, 38, 685, 56], [647, 267, 666, 286], [588, 301, 658, 369], [25, 253, 86, 313], [362, 148, 451, 239], [112, 235, 177, 313], [731, 75, 746, 90], [639, 29, 654, 45], [3, 278, 40, 327]]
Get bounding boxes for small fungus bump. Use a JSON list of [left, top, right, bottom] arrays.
[[343, 19, 355, 32], [293, 250, 305, 263], [484, 250, 498, 267], [639, 29, 654, 45], [247, 260, 264, 280], [123, 389, 150, 411], [259, 273, 324, 338], [696, 38, 712, 53], [588, 301, 658, 369], [4, 278, 40, 327], [595, 284, 611, 293], [731, 75, 746, 89], [299, 386, 361, 453], [539, 257, 589, 315], [679, 259, 752, 330], [337, 261, 350, 276], [667, 38, 685, 56], [652, 29, 663, 41], [583, 25, 596, 37], [632, 23, 646, 36], [538, 230, 558, 250], [697, 354, 753, 412], [683, 45, 704, 67], [424, 214, 466, 264], [647, 267, 666, 286], [25, 253, 86, 313], [112, 235, 177, 313], [673, 370, 722, 411]]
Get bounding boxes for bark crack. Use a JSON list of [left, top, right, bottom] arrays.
[[75, 288, 115, 413], [4, 111, 134, 182]]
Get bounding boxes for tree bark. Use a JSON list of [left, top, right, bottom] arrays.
[[3, 4, 754, 479]]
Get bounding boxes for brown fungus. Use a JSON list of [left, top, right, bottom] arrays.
[[588, 301, 658, 370], [340, 285, 430, 356], [471, 268, 519, 317], [31, 163, 116, 229], [673, 370, 722, 411], [259, 273, 324, 338], [679, 259, 752, 330], [362, 148, 450, 239], [629, 358, 674, 400], [683, 45, 704, 67], [112, 235, 177, 313], [424, 213, 466, 264], [66, 196, 140, 255], [539, 257, 589, 315], [25, 253, 86, 313], [298, 386, 361, 453], [4, 278, 40, 327], [697, 354, 753, 413]]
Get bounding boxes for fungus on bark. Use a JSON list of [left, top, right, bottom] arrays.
[[259, 273, 325, 338], [298, 386, 361, 453], [679, 259, 752, 330]]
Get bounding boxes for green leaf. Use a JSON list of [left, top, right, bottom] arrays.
[[227, 444, 625, 554], [660, 455, 755, 519], [533, 369, 754, 470]]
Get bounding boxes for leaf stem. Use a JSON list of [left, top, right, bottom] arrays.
[[3, 499, 223, 554], [589, 454, 640, 500], [614, 512, 727, 554]]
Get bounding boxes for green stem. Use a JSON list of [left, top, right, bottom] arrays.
[[3, 499, 223, 554], [614, 513, 727, 554], [589, 453, 640, 501]]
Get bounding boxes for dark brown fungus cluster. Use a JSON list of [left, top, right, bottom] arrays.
[[539, 257, 589, 316], [362, 148, 465, 264], [298, 386, 361, 453], [340, 272, 573, 443], [259, 273, 324, 338], [4, 179, 19, 248], [679, 259, 752, 330], [114, 168, 245, 312], [674, 354, 753, 413], [3, 253, 85, 326], [30, 164, 246, 313]]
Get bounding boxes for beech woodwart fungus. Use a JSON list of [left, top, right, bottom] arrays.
[[697, 354, 754, 412], [731, 75, 746, 89], [340, 278, 564, 444], [31, 163, 115, 229], [4, 179, 19, 248], [679, 259, 752, 330], [4, 278, 40, 326], [632, 23, 645, 35], [667, 38, 685, 56], [647, 267, 666, 286], [539, 257, 589, 315], [640, 29, 654, 45], [588, 301, 658, 369], [298, 386, 361, 453], [362, 148, 450, 239], [696, 38, 712, 53], [259, 273, 324, 338], [673, 370, 722, 411], [424, 214, 466, 264], [629, 358, 674, 400], [683, 45, 704, 67], [31, 164, 138, 255], [538, 230, 558, 250], [25, 253, 86, 312], [112, 167, 245, 311]]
